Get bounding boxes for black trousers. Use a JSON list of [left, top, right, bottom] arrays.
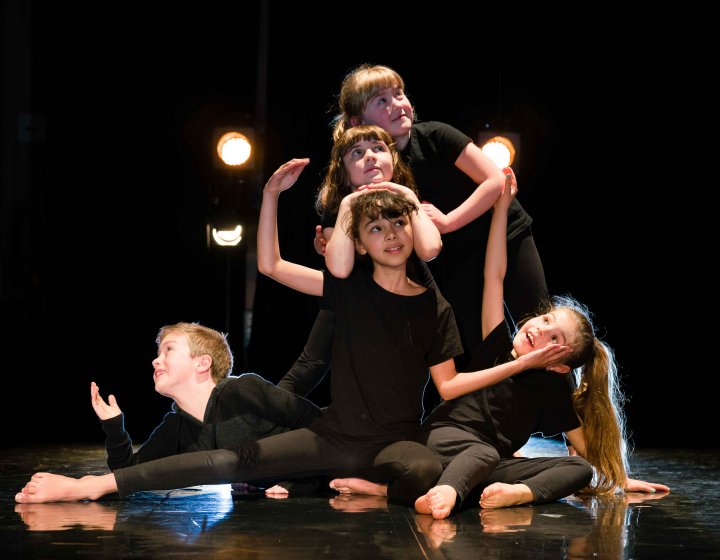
[[424, 426, 593, 507], [114, 426, 442, 505]]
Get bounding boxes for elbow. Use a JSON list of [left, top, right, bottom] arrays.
[[327, 262, 351, 279], [325, 250, 352, 279], [436, 386, 456, 401], [257, 259, 275, 278], [418, 240, 442, 262]]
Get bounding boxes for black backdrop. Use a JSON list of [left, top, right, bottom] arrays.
[[1, 3, 706, 450]]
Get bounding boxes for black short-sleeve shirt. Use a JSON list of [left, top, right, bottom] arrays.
[[424, 321, 580, 456], [315, 266, 462, 439]]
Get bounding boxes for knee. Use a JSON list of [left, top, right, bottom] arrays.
[[407, 458, 444, 489], [567, 456, 594, 486], [208, 449, 244, 479], [468, 447, 500, 470]]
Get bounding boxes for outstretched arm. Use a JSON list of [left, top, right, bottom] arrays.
[[430, 341, 571, 401], [564, 428, 670, 494], [421, 143, 504, 234], [257, 158, 323, 296], [482, 168, 516, 339], [277, 309, 334, 396]]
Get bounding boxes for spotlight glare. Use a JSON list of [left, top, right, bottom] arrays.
[[212, 225, 243, 246], [480, 136, 516, 169], [217, 132, 252, 166]]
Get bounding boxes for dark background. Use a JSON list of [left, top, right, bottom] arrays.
[[1, 3, 705, 450]]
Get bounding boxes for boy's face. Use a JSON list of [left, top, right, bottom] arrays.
[[152, 333, 197, 397], [343, 139, 394, 187]]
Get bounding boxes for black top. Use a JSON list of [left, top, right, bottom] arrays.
[[423, 321, 580, 457], [312, 266, 463, 440], [401, 121, 533, 266], [102, 373, 322, 469]]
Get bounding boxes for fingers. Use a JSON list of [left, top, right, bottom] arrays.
[[502, 166, 517, 183], [642, 482, 670, 493], [501, 167, 518, 196], [281, 158, 310, 169]]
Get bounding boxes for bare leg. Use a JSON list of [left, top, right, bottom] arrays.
[[480, 482, 534, 509], [329, 477, 388, 497], [15, 472, 118, 503], [415, 485, 457, 519]]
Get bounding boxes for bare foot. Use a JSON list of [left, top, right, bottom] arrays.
[[15, 472, 115, 503], [15, 502, 118, 531], [480, 507, 534, 533], [415, 485, 456, 519], [480, 482, 533, 509], [415, 493, 433, 515], [264, 484, 289, 499], [329, 478, 388, 497], [329, 494, 388, 512], [414, 514, 458, 549]]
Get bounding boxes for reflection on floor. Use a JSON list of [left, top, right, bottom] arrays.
[[2, 439, 719, 559]]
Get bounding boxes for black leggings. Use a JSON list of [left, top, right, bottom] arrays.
[[424, 426, 593, 507], [114, 427, 442, 505]]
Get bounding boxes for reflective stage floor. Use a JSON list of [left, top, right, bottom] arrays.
[[2, 439, 719, 559]]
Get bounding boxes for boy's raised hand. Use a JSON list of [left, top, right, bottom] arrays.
[[90, 381, 122, 421]]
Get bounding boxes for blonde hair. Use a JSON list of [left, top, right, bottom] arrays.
[[332, 64, 408, 142], [524, 296, 628, 494], [316, 124, 417, 217], [156, 322, 233, 384]]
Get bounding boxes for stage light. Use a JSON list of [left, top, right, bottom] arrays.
[[478, 131, 520, 169], [217, 131, 252, 166], [211, 225, 243, 247]]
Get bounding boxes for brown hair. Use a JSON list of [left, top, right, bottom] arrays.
[[347, 189, 418, 244], [332, 64, 408, 141], [316, 124, 417, 217], [521, 296, 628, 494]]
